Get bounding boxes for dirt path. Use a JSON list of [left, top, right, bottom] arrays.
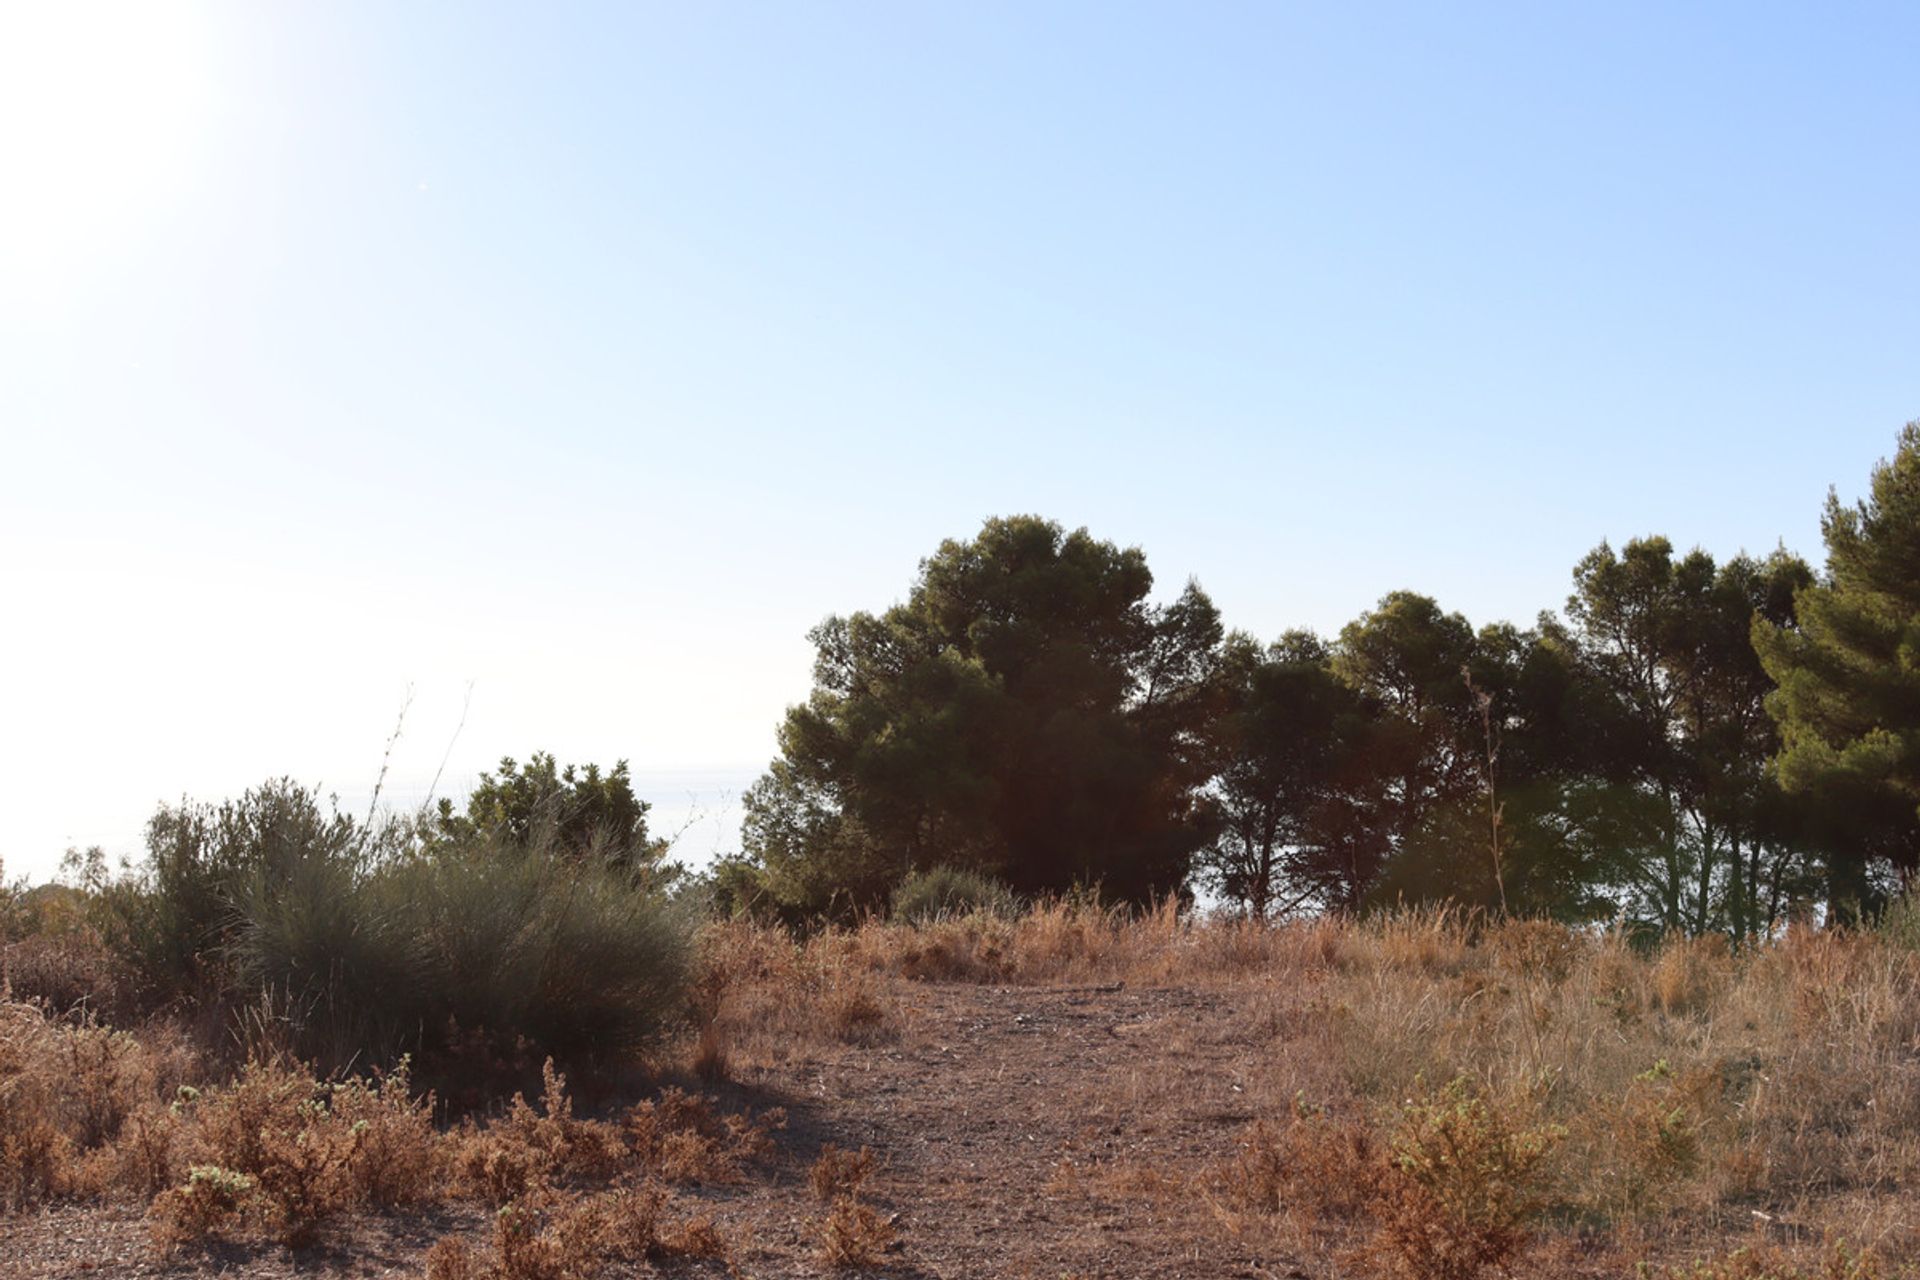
[[723, 982, 1294, 1279]]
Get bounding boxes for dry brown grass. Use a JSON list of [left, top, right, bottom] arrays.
[[685, 904, 1920, 1269], [8, 905, 1920, 1276], [1653, 1241, 1920, 1279], [1172, 910, 1920, 1273]]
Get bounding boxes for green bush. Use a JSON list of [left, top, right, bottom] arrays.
[[695, 855, 778, 921], [1878, 889, 1920, 951], [891, 866, 1017, 924], [91, 781, 694, 1090], [86, 780, 402, 1012], [379, 832, 695, 1072]]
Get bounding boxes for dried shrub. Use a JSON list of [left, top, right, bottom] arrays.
[[692, 1019, 729, 1083], [1224, 1103, 1381, 1223], [451, 1062, 579, 1205], [247, 1096, 365, 1246], [332, 1057, 441, 1209], [1486, 918, 1581, 985], [0, 993, 199, 1211], [1575, 1057, 1711, 1217], [823, 971, 893, 1044], [185, 1058, 371, 1246], [1365, 1077, 1561, 1280], [0, 999, 79, 1208], [80, 1098, 189, 1200], [622, 1085, 784, 1184], [452, 1117, 549, 1208], [488, 1188, 613, 1280], [61, 1020, 153, 1145], [425, 1236, 480, 1280], [889, 922, 1015, 982], [592, 1180, 733, 1264], [1651, 932, 1733, 1015], [599, 1180, 669, 1256], [433, 1179, 728, 1280], [1229, 1082, 1558, 1280], [0, 1110, 67, 1210], [148, 1164, 254, 1252], [663, 1212, 729, 1259], [817, 1194, 897, 1268], [0, 931, 126, 1021], [809, 1143, 877, 1201], [448, 1063, 783, 1208]]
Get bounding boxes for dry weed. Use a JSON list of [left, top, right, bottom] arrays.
[[1224, 1105, 1382, 1224], [817, 1193, 898, 1268], [0, 994, 201, 1208], [1657, 1241, 1919, 1280], [331, 1057, 441, 1209], [1365, 1077, 1561, 1280], [429, 1179, 729, 1279], [809, 1143, 877, 1201], [147, 1164, 255, 1252]]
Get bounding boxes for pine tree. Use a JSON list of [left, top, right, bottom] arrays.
[[1754, 422, 1920, 914]]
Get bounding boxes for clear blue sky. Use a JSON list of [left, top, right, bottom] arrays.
[[2, 2, 1915, 881]]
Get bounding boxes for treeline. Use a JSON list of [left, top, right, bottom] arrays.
[[724, 423, 1920, 935], [5, 425, 1918, 1084]]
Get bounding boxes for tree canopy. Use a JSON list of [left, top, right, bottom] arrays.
[[432, 752, 668, 880], [743, 515, 1222, 913], [1756, 421, 1920, 913], [727, 424, 1917, 935]]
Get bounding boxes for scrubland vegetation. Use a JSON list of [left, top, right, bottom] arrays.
[[5, 425, 1920, 1276], [7, 880, 1920, 1277]]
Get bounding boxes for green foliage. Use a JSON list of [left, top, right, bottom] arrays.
[[432, 753, 671, 883], [378, 831, 695, 1074], [49, 448, 1920, 978], [890, 866, 1017, 923], [0, 860, 21, 941], [1566, 537, 1816, 936], [728, 514, 1842, 933], [88, 781, 693, 1085], [1333, 593, 1483, 842], [1876, 888, 1920, 951], [1200, 630, 1383, 916], [86, 779, 405, 1009], [744, 515, 1223, 915], [1756, 421, 1920, 914]]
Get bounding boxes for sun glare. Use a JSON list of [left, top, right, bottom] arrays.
[[0, 2, 214, 284]]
